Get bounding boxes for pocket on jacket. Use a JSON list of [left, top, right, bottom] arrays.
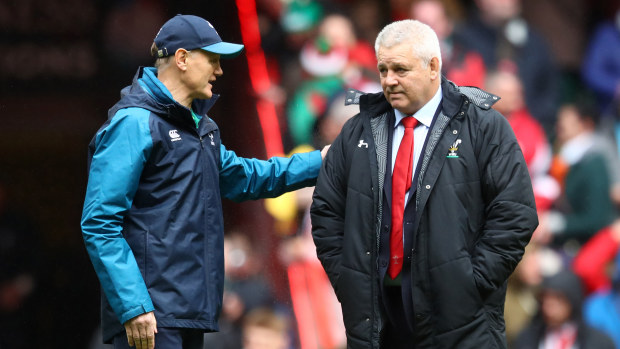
[[428, 256, 484, 332], [335, 266, 373, 341]]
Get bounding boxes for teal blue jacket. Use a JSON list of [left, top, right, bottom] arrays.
[[81, 67, 321, 342]]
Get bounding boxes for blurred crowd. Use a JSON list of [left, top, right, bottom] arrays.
[[3, 0, 620, 348], [203, 0, 620, 348], [225, 0, 620, 348]]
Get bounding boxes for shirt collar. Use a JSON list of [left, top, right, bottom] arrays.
[[394, 85, 443, 128]]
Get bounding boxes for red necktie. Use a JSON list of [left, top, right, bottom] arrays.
[[388, 116, 418, 279]]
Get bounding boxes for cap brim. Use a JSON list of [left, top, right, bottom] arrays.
[[202, 42, 244, 58]]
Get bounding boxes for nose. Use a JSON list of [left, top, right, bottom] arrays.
[[215, 65, 223, 77], [384, 71, 398, 86]]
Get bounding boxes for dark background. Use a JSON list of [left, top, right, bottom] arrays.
[[0, 1, 282, 347]]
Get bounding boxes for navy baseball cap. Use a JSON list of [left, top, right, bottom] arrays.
[[153, 14, 244, 59]]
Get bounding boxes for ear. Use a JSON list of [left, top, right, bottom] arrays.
[[174, 49, 190, 71], [429, 57, 440, 80]]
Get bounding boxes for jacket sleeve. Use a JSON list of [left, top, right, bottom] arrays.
[[219, 145, 321, 202], [473, 111, 539, 297], [310, 132, 348, 292], [81, 108, 155, 325]]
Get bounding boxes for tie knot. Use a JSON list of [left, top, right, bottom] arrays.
[[401, 116, 418, 129]]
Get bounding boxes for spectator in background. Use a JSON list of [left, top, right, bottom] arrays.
[[287, 13, 379, 146], [453, 0, 559, 133], [574, 218, 620, 295], [204, 233, 279, 349], [270, 0, 324, 96], [485, 65, 559, 212], [581, 6, 620, 113], [536, 101, 616, 248], [350, 0, 385, 48], [504, 243, 564, 346], [410, 0, 488, 88], [521, 0, 591, 101], [513, 269, 615, 349], [573, 220, 620, 348], [241, 308, 291, 349], [316, 14, 380, 93], [583, 259, 620, 349]]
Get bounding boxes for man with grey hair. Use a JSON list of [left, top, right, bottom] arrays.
[[311, 19, 537, 348]]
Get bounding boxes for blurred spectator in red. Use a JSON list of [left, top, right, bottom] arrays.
[[573, 220, 620, 295], [287, 13, 379, 146], [316, 14, 380, 93], [513, 269, 615, 349], [536, 101, 616, 248], [485, 65, 559, 212], [581, 7, 620, 113], [241, 308, 291, 349], [410, 0, 487, 88], [453, 0, 559, 133], [573, 221, 620, 348]]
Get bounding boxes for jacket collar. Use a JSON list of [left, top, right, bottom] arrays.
[[439, 77, 465, 118]]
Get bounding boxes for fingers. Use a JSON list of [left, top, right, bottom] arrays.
[[124, 312, 157, 349], [126, 328, 135, 347], [147, 329, 155, 349], [138, 326, 148, 349]]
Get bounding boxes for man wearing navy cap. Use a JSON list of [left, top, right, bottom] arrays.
[[81, 14, 327, 349]]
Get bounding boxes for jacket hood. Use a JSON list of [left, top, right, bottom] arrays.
[[109, 67, 219, 123], [541, 269, 584, 319]]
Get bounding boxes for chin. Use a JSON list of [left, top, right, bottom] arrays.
[[389, 101, 406, 110]]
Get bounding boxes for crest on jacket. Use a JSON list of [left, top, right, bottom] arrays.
[[447, 139, 461, 158]]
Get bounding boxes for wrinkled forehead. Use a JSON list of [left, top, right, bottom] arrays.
[[376, 43, 422, 66]]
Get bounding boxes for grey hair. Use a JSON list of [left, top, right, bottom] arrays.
[[374, 19, 442, 70]]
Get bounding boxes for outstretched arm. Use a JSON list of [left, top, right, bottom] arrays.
[[219, 145, 322, 202]]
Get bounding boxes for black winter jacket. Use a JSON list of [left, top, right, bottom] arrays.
[[311, 78, 538, 348]]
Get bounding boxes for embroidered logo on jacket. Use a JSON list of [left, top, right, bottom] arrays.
[[358, 140, 368, 148], [447, 139, 461, 158], [169, 130, 182, 142], [208, 132, 215, 146]]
